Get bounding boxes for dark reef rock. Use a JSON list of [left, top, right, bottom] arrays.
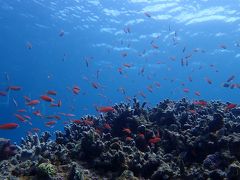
[[2, 98, 240, 179]]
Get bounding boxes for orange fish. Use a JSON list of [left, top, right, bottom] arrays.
[[98, 106, 114, 113], [183, 88, 189, 93], [18, 109, 27, 113], [104, 123, 111, 129], [123, 63, 133, 68], [23, 96, 31, 102], [0, 123, 19, 130], [47, 90, 57, 95], [45, 121, 56, 126], [91, 82, 99, 89], [151, 43, 159, 49], [205, 78, 212, 84], [195, 91, 201, 96], [0, 91, 7, 96], [40, 95, 54, 102], [27, 100, 40, 106], [8, 86, 21, 91], [149, 137, 161, 144], [193, 100, 207, 106], [123, 128, 131, 134], [72, 86, 80, 95], [15, 114, 26, 122], [147, 85, 153, 93], [226, 103, 237, 110]]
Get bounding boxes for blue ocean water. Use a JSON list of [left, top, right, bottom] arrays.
[[0, 0, 240, 143]]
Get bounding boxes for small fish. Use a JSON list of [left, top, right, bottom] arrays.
[[144, 12, 151, 18], [98, 106, 114, 113], [91, 82, 99, 89], [121, 52, 128, 57], [12, 98, 18, 107], [148, 137, 161, 144], [219, 44, 227, 49], [126, 137, 133, 141], [47, 90, 57, 95], [45, 120, 56, 126], [18, 109, 27, 113], [226, 103, 237, 110], [23, 96, 31, 102], [26, 41, 32, 49], [59, 30, 64, 37], [123, 63, 133, 68], [71, 120, 82, 124], [193, 100, 207, 106], [226, 75, 235, 82], [0, 91, 7, 96], [33, 110, 42, 117], [15, 114, 26, 122], [123, 128, 131, 134], [72, 86, 80, 95], [0, 123, 19, 130], [205, 78, 212, 84], [151, 43, 159, 49], [8, 86, 21, 91], [183, 88, 189, 93], [27, 100, 40, 106], [195, 91, 201, 96], [40, 95, 54, 102], [104, 123, 111, 129], [147, 85, 153, 93]]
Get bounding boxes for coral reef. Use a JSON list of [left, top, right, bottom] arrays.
[[1, 98, 240, 179]]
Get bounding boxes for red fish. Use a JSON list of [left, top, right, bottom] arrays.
[[123, 63, 133, 68], [47, 90, 57, 95], [15, 114, 26, 122], [123, 128, 131, 134], [126, 137, 133, 141], [149, 137, 161, 144], [193, 100, 207, 106], [18, 109, 27, 113], [206, 78, 212, 84], [0, 91, 7, 96], [104, 123, 111, 129], [151, 43, 159, 49], [183, 88, 189, 93], [91, 82, 99, 89], [0, 123, 19, 130], [40, 95, 54, 102], [33, 110, 42, 117], [23, 96, 31, 102], [195, 91, 201, 96], [8, 86, 21, 91], [147, 85, 153, 93], [226, 103, 237, 110], [45, 121, 56, 126], [27, 100, 40, 106], [72, 86, 80, 95], [155, 82, 161, 88], [98, 106, 114, 113], [71, 120, 82, 124]]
